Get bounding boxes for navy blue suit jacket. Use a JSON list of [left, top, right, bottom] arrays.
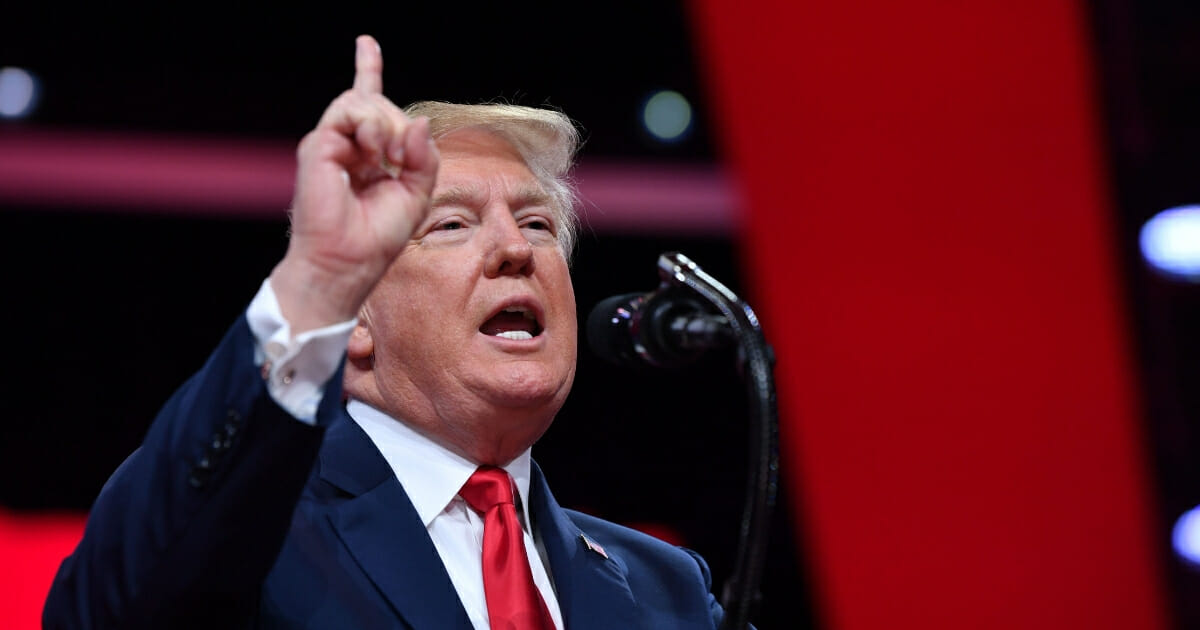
[[44, 317, 728, 629]]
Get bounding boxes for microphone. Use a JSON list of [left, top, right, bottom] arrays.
[[586, 288, 734, 368]]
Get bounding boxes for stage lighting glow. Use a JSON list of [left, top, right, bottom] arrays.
[[1173, 506, 1200, 566], [642, 90, 692, 142], [1140, 205, 1200, 282], [0, 67, 39, 119]]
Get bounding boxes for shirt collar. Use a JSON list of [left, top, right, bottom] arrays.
[[346, 399, 534, 530]]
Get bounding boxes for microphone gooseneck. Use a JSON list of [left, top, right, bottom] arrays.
[[584, 252, 779, 630]]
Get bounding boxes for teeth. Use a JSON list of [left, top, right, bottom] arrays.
[[495, 330, 533, 341]]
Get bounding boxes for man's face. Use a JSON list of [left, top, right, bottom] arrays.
[[356, 128, 577, 463]]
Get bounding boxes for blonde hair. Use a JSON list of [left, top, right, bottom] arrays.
[[403, 101, 582, 256]]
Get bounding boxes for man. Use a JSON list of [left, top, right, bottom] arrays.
[[44, 35, 730, 629]]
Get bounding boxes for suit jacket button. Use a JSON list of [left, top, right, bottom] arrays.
[[188, 472, 206, 488]]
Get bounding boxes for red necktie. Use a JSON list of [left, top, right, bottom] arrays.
[[459, 466, 557, 630]]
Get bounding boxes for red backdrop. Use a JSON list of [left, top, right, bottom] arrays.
[[688, 0, 1169, 628], [0, 512, 86, 627]]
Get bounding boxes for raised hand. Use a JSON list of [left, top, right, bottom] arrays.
[[270, 35, 440, 333]]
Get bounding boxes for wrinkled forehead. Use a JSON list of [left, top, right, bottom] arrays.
[[433, 128, 552, 206], [435, 127, 525, 161]]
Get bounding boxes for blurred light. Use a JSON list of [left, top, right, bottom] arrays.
[[1140, 205, 1200, 281], [1173, 506, 1200, 566], [0, 67, 40, 119], [642, 90, 692, 143]]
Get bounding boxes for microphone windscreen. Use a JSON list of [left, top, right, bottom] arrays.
[[585, 293, 643, 366]]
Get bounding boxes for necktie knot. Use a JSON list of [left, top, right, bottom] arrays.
[[460, 466, 515, 515]]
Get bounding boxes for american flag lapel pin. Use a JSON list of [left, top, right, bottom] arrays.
[[580, 534, 608, 559]]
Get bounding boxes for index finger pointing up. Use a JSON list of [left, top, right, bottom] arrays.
[[353, 34, 384, 94]]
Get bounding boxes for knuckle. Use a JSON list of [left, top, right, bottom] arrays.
[[298, 127, 345, 160], [326, 91, 361, 115], [297, 130, 322, 157]]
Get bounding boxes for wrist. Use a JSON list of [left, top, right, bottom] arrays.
[[269, 254, 367, 334]]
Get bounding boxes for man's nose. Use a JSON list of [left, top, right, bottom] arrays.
[[484, 215, 535, 277]]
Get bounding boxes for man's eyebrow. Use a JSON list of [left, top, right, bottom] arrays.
[[431, 184, 552, 208], [431, 185, 483, 208], [511, 186, 553, 208]]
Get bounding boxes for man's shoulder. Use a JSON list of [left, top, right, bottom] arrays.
[[556, 507, 723, 627]]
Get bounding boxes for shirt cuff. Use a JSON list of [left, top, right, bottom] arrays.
[[245, 278, 356, 424]]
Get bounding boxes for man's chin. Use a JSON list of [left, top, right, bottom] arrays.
[[477, 385, 565, 411], [472, 366, 574, 411]]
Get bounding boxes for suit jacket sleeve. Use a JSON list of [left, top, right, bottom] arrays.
[[43, 315, 342, 630]]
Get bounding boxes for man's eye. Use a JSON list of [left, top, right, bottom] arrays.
[[523, 219, 551, 231], [437, 220, 465, 231]]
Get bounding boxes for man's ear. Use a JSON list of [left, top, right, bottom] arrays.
[[347, 323, 374, 368]]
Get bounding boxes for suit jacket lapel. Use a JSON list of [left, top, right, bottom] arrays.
[[531, 463, 639, 630], [318, 413, 474, 630]]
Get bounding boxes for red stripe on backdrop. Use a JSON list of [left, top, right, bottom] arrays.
[[0, 129, 738, 234], [688, 1, 1168, 629], [0, 511, 86, 627]]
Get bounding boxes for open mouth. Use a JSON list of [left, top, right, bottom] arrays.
[[479, 305, 544, 341]]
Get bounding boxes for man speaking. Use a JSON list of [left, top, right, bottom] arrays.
[[43, 35, 732, 629]]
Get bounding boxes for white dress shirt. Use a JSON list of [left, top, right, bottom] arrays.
[[244, 279, 564, 630], [349, 399, 564, 630], [245, 279, 356, 423]]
